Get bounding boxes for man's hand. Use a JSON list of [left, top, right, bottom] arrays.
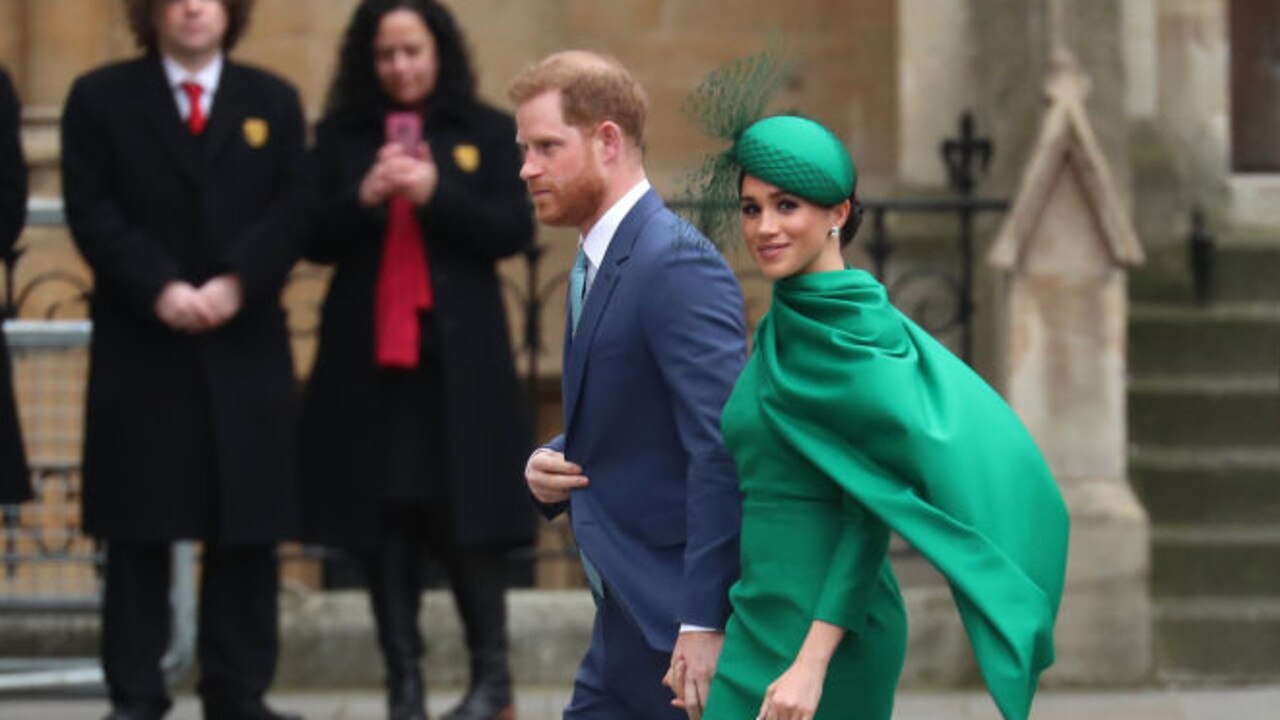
[[524, 449, 588, 505], [154, 280, 212, 333], [196, 274, 243, 328], [662, 630, 724, 720]]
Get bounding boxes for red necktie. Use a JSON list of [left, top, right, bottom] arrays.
[[181, 81, 206, 135]]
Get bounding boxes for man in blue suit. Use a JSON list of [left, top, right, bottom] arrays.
[[511, 51, 746, 719]]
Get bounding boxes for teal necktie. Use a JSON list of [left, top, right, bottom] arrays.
[[579, 548, 605, 604], [568, 247, 603, 601], [568, 247, 589, 335]]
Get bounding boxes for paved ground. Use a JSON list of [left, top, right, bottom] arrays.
[[3, 685, 1279, 720]]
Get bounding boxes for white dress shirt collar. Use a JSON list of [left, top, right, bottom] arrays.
[[162, 53, 224, 119], [579, 178, 652, 278]]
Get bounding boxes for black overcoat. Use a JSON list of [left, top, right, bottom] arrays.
[[0, 66, 30, 503], [299, 102, 536, 550], [60, 56, 306, 543]]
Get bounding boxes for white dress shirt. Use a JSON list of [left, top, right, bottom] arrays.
[[162, 53, 224, 122], [578, 178, 652, 295]]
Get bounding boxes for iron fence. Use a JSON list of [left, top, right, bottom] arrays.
[[0, 320, 196, 692], [1, 113, 1007, 594]]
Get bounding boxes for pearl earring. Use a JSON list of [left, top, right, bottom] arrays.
[[828, 226, 840, 238]]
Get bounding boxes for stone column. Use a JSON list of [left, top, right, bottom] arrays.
[[19, 0, 119, 196], [897, 0, 971, 187], [989, 56, 1152, 685], [0, 0, 25, 86], [23, 0, 116, 109], [969, 0, 1128, 200]]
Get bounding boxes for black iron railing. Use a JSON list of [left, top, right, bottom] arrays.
[[3, 114, 1010, 432], [2, 114, 1009, 584]]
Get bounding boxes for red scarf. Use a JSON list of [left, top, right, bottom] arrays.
[[374, 196, 434, 368]]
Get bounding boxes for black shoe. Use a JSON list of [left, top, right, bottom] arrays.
[[386, 671, 427, 717], [202, 697, 302, 720], [103, 705, 166, 720], [389, 698, 428, 720], [439, 684, 514, 720]]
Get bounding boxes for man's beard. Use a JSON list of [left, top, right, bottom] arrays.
[[535, 161, 607, 228]]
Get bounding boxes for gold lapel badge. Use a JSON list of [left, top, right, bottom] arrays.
[[243, 118, 269, 148], [453, 144, 481, 173]]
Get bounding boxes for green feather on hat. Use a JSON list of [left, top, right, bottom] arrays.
[[678, 39, 858, 249]]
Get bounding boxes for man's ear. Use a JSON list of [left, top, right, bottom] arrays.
[[593, 120, 624, 162]]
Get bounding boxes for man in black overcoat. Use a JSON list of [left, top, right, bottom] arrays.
[[0, 64, 30, 504], [60, 2, 305, 718]]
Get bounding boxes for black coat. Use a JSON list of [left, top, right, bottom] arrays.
[[0, 66, 30, 503], [299, 102, 536, 550], [61, 56, 307, 542]]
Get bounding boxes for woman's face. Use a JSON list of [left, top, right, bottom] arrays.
[[739, 175, 848, 280], [373, 8, 439, 107]]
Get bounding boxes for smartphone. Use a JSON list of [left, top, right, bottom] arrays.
[[385, 111, 422, 154]]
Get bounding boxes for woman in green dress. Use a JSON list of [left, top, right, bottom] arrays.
[[700, 116, 1070, 720]]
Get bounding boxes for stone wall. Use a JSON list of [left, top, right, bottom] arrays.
[[1132, 0, 1231, 244], [1, 0, 901, 388], [2, 0, 900, 188]]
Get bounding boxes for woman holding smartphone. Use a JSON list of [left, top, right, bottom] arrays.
[[300, 2, 534, 719]]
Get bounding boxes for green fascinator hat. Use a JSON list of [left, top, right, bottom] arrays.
[[677, 40, 859, 246], [733, 115, 857, 206]]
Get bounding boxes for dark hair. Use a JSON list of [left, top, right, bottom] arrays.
[[322, 0, 476, 127], [738, 171, 864, 248], [841, 192, 863, 248], [124, 0, 253, 54]]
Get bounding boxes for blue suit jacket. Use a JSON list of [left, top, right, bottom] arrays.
[[544, 189, 746, 652]]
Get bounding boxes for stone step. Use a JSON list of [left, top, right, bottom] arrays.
[[1129, 303, 1280, 378], [1130, 447, 1280, 525], [1154, 598, 1280, 682], [1129, 378, 1280, 449], [1130, 239, 1280, 304], [1214, 241, 1280, 303], [1150, 525, 1280, 598], [0, 585, 1081, 692]]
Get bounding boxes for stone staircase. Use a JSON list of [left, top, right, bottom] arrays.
[[1129, 240, 1280, 682]]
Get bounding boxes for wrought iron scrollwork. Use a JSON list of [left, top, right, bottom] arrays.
[[861, 113, 1006, 361], [6, 112, 1012, 435], [13, 270, 92, 320], [887, 269, 966, 337]]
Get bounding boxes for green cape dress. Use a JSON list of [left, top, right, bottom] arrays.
[[704, 268, 1069, 720]]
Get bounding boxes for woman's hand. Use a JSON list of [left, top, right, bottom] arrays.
[[755, 620, 844, 720], [756, 656, 827, 720], [357, 144, 398, 207], [389, 141, 439, 206], [359, 142, 438, 207]]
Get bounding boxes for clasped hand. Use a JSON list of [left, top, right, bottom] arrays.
[[359, 141, 439, 208], [154, 274, 243, 334], [663, 630, 724, 720]]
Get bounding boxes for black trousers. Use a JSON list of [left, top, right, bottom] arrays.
[[102, 541, 280, 712]]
